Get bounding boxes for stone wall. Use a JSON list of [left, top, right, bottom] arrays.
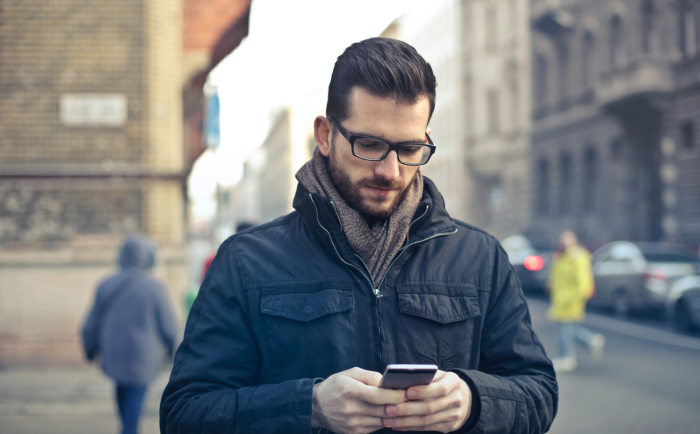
[[530, 0, 700, 248]]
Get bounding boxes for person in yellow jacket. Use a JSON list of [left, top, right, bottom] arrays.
[[547, 230, 605, 372]]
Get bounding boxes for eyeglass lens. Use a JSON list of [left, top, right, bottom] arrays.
[[353, 138, 431, 165]]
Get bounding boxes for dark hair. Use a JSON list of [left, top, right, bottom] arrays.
[[326, 38, 437, 123]]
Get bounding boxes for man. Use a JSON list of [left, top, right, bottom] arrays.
[[547, 230, 605, 373], [82, 234, 179, 434], [161, 38, 557, 434]]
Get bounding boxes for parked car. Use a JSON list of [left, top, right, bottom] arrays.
[[591, 241, 700, 317], [667, 274, 700, 332], [502, 234, 553, 293]]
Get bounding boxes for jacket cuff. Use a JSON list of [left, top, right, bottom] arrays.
[[448, 369, 481, 433]]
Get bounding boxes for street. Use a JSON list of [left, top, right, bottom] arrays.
[[1, 297, 699, 434], [0, 368, 168, 434], [526, 296, 700, 434]]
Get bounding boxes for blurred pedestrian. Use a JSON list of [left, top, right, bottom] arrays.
[[547, 230, 605, 372], [81, 235, 179, 434]]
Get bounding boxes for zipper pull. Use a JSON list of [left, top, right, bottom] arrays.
[[373, 288, 383, 298]]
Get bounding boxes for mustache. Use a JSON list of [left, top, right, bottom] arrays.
[[360, 176, 404, 190]]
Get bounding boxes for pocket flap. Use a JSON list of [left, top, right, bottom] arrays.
[[397, 293, 481, 324], [261, 288, 353, 322]]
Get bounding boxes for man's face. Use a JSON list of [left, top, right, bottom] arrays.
[[319, 87, 431, 221]]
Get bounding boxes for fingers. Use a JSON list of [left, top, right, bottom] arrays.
[[405, 370, 460, 401], [382, 371, 472, 432], [340, 368, 407, 406], [354, 383, 407, 406], [383, 405, 466, 432], [385, 393, 456, 419]]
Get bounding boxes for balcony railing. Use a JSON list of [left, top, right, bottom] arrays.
[[597, 58, 673, 109]]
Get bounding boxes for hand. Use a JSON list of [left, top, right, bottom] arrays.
[[382, 370, 472, 432], [312, 367, 407, 434]]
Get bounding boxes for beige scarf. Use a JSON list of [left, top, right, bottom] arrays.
[[295, 148, 423, 285]]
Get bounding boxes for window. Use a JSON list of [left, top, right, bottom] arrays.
[[679, 1, 697, 55], [610, 14, 622, 66], [642, 0, 656, 54], [557, 42, 569, 102], [582, 31, 595, 88], [535, 54, 548, 107], [488, 90, 500, 135], [537, 159, 550, 215], [509, 0, 517, 37], [610, 137, 623, 159], [559, 152, 572, 214], [486, 6, 497, 51], [487, 178, 506, 214], [510, 81, 520, 131], [681, 121, 694, 148], [583, 147, 598, 212]]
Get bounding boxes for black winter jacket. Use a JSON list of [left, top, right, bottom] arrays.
[[160, 178, 558, 434]]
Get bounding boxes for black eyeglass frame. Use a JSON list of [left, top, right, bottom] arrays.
[[328, 117, 436, 166]]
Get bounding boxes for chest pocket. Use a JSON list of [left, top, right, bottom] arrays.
[[260, 281, 358, 381], [395, 284, 482, 370]]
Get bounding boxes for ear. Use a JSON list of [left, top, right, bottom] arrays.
[[314, 116, 332, 157]]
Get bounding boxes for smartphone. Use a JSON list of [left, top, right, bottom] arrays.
[[378, 364, 438, 390]]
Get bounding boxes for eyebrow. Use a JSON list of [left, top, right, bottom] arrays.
[[347, 128, 427, 145]]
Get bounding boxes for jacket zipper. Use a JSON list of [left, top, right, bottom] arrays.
[[310, 195, 458, 366], [310, 195, 375, 290]]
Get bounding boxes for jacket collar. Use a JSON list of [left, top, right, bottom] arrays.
[[292, 176, 457, 244], [409, 177, 458, 241]]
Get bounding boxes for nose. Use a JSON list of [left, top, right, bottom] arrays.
[[374, 150, 400, 182]]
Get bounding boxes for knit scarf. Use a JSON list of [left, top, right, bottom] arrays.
[[295, 148, 423, 285]]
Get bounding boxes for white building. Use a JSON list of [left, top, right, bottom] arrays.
[[225, 89, 325, 225], [385, 0, 533, 238]]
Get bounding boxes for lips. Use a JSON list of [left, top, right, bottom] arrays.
[[366, 186, 395, 197]]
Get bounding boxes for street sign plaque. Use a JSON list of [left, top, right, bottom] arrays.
[[60, 93, 127, 127]]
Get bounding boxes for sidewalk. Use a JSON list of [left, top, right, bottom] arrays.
[[0, 366, 170, 434]]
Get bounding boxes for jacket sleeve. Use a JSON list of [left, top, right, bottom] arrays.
[[159, 245, 318, 434], [154, 282, 180, 358], [80, 288, 102, 362], [453, 243, 558, 434], [576, 252, 594, 299]]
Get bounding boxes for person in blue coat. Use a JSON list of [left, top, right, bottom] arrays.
[[82, 234, 179, 434]]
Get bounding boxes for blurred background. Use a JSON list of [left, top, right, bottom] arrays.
[[1, 0, 699, 433]]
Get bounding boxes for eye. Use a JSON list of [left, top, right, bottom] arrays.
[[355, 139, 382, 148], [400, 145, 422, 154]]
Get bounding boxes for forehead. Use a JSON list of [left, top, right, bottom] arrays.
[[344, 87, 430, 142]]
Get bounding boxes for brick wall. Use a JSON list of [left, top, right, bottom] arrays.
[[0, 0, 189, 365], [0, 0, 147, 166]]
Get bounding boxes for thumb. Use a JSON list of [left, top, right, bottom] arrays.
[[341, 367, 382, 387]]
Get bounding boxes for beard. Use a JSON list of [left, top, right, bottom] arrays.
[[327, 147, 413, 222]]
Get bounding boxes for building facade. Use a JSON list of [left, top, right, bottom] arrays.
[[0, 0, 187, 365], [462, 0, 533, 239], [225, 90, 325, 226], [531, 0, 700, 248], [386, 0, 533, 239]]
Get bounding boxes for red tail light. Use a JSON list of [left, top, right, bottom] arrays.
[[524, 255, 545, 271], [643, 267, 667, 282]]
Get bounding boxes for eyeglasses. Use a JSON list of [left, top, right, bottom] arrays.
[[328, 117, 436, 166]]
